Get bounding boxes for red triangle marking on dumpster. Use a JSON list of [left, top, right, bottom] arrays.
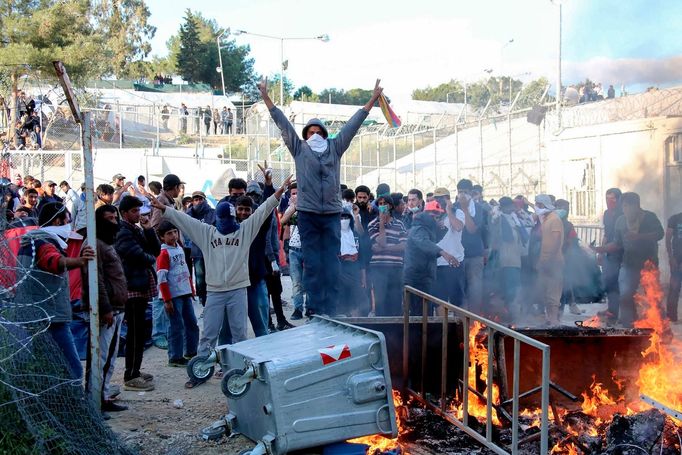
[[318, 344, 351, 365]]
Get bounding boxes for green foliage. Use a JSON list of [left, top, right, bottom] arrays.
[[267, 74, 294, 103], [293, 85, 318, 102], [317, 87, 373, 105], [176, 10, 203, 83], [411, 76, 550, 111], [0, 0, 106, 84], [170, 10, 256, 94], [92, 0, 156, 78]]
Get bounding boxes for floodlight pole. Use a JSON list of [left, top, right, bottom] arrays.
[[53, 61, 100, 410]]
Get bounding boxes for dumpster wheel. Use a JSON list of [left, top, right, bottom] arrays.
[[187, 355, 215, 381], [222, 368, 251, 398]]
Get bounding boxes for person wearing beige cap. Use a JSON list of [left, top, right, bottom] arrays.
[[534, 194, 564, 325], [111, 173, 132, 205], [38, 180, 63, 206]]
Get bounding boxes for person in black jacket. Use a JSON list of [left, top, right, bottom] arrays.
[[404, 201, 458, 315], [115, 195, 161, 391]]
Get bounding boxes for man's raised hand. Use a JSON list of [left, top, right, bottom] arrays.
[[258, 160, 272, 186], [372, 78, 383, 100], [257, 77, 268, 96], [149, 196, 165, 212], [364, 78, 384, 112], [275, 174, 294, 199]]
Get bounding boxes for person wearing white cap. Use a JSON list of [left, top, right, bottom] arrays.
[[534, 194, 564, 325]]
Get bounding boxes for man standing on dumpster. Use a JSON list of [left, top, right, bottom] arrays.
[[258, 77, 383, 317]]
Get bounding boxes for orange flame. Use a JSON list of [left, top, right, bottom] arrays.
[[632, 262, 682, 421], [347, 390, 403, 452], [581, 374, 617, 416], [449, 321, 502, 425], [581, 315, 602, 327]]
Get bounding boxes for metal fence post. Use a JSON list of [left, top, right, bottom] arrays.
[[433, 128, 437, 185], [82, 111, 101, 410], [508, 112, 513, 195], [479, 119, 484, 184], [455, 124, 460, 183], [117, 102, 123, 149], [376, 131, 381, 185], [392, 137, 397, 188], [412, 133, 416, 188]]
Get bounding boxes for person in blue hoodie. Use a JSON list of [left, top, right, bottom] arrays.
[[259, 77, 383, 317]]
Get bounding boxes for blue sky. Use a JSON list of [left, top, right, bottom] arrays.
[[146, 0, 682, 98]]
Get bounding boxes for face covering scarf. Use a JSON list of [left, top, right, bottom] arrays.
[[216, 202, 240, 235], [340, 218, 357, 256], [306, 133, 328, 153], [41, 224, 73, 249]]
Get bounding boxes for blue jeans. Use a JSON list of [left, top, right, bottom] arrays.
[[434, 266, 466, 307], [151, 298, 169, 343], [193, 257, 208, 305], [288, 248, 305, 312], [166, 295, 200, 360], [247, 279, 269, 337], [297, 211, 341, 315], [49, 323, 83, 381], [619, 265, 642, 327], [603, 255, 621, 317], [69, 299, 89, 360]]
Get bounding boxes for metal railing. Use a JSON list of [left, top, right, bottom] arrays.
[[574, 224, 604, 246], [402, 286, 550, 455]]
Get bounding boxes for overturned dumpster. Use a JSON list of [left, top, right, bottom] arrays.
[[207, 317, 398, 455]]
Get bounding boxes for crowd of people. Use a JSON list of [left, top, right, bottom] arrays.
[[175, 103, 235, 136], [2, 77, 679, 419], [1, 90, 43, 150]]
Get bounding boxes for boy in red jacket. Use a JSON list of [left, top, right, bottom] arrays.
[[156, 221, 199, 367]]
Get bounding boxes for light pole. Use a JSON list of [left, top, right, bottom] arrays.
[[216, 28, 230, 98], [551, 0, 563, 129], [232, 29, 330, 106]]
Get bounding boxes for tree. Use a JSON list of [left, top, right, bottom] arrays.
[[316, 87, 373, 105], [0, 0, 106, 129], [169, 10, 256, 93], [92, 0, 156, 78], [266, 74, 294, 104], [176, 10, 203, 83], [294, 85, 318, 102]]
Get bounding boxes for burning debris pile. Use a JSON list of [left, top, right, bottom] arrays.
[[349, 262, 682, 455]]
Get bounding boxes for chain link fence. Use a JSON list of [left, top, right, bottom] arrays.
[[0, 185, 133, 455]]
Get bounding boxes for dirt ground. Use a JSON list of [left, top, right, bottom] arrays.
[[107, 277, 308, 455]]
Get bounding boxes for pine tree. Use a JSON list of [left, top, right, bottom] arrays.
[[176, 10, 203, 83]]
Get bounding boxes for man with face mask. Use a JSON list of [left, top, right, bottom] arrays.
[[338, 205, 370, 316], [259, 77, 384, 317], [403, 189, 424, 230], [591, 188, 623, 324], [605, 192, 664, 328], [534, 194, 565, 326], [490, 197, 524, 316], [404, 201, 459, 315], [367, 191, 408, 316], [82, 205, 129, 412], [15, 202, 96, 381], [151, 175, 292, 387]]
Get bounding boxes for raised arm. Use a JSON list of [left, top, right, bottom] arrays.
[[259, 77, 301, 156], [333, 79, 383, 156]]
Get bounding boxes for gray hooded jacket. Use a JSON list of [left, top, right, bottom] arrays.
[[269, 107, 368, 214]]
